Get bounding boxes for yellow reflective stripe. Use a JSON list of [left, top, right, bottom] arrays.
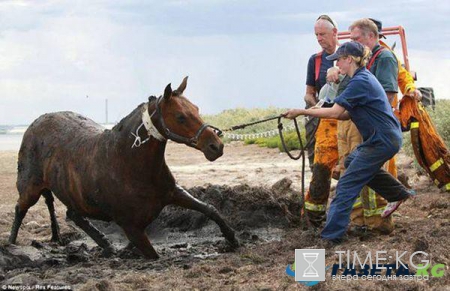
[[410, 122, 419, 129], [353, 201, 362, 208], [368, 188, 377, 209], [405, 84, 415, 93], [429, 158, 444, 172], [364, 207, 385, 217], [445, 183, 450, 191], [353, 197, 362, 208], [305, 201, 326, 212]]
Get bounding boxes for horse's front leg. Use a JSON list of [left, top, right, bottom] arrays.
[[122, 225, 159, 259], [170, 185, 239, 248], [66, 209, 116, 257]]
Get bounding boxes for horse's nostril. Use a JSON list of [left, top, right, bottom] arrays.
[[209, 143, 219, 152]]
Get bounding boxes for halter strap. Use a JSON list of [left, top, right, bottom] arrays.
[[131, 96, 221, 149], [142, 103, 165, 141]]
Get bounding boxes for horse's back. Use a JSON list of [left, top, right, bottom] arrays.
[[25, 111, 103, 138], [17, 112, 105, 193]]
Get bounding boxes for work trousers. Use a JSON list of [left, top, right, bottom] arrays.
[[338, 120, 395, 233], [304, 118, 338, 226], [321, 133, 410, 241]]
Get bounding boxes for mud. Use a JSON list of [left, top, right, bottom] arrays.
[[0, 181, 302, 288], [0, 143, 449, 290]]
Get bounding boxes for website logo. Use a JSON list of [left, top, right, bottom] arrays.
[[295, 249, 326, 282]]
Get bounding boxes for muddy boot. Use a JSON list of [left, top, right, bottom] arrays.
[[347, 225, 374, 240], [305, 210, 325, 228], [350, 195, 365, 226], [367, 215, 394, 235]]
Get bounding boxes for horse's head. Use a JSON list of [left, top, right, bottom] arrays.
[[149, 77, 224, 161]]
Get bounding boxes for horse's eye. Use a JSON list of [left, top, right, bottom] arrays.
[[176, 114, 186, 124]]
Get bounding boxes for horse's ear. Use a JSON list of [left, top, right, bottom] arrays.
[[176, 76, 188, 94], [163, 83, 172, 100]]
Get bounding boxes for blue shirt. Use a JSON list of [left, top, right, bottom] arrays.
[[306, 51, 334, 93], [334, 67, 401, 145]]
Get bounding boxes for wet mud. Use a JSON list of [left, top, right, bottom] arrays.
[[0, 181, 302, 288]]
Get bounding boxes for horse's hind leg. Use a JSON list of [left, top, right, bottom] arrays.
[[171, 185, 239, 248], [9, 186, 42, 244], [122, 225, 159, 259], [42, 190, 61, 243], [66, 209, 116, 256]]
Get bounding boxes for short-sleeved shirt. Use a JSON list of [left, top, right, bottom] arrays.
[[334, 67, 401, 143], [368, 44, 398, 93], [306, 51, 334, 93]]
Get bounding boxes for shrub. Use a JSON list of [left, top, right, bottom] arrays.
[[203, 100, 450, 156]]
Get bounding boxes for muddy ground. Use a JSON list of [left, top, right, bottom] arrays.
[[0, 142, 449, 290]]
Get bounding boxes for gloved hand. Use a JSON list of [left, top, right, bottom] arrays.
[[405, 89, 422, 101]]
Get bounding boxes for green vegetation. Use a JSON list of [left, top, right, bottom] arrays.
[[202, 100, 450, 155], [202, 107, 286, 134], [202, 107, 307, 152], [243, 131, 307, 152], [427, 100, 450, 147]]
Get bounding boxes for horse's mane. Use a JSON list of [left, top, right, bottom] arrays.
[[111, 96, 159, 132]]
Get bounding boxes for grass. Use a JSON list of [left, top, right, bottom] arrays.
[[202, 100, 450, 155]]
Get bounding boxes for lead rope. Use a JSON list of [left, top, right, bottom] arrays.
[[277, 117, 310, 228], [225, 115, 316, 228]]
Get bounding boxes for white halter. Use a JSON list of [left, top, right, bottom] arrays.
[[141, 103, 165, 141], [131, 104, 166, 148]]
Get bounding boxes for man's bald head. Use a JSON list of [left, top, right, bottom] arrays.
[[314, 16, 338, 54], [315, 19, 335, 31]]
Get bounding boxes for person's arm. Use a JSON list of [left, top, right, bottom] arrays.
[[386, 92, 396, 104], [304, 85, 318, 106], [337, 110, 351, 120], [405, 89, 422, 101], [284, 103, 349, 120], [372, 54, 398, 104], [391, 51, 422, 101]]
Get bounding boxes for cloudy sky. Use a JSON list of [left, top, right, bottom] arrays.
[[1, 0, 449, 125]]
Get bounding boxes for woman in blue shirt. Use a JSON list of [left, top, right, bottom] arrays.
[[284, 41, 414, 242]]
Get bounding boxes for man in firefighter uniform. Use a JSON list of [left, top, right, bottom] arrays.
[[302, 15, 340, 227]]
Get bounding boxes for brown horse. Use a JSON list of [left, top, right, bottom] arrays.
[[9, 77, 238, 259]]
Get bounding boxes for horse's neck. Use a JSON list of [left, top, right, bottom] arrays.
[[106, 103, 171, 176]]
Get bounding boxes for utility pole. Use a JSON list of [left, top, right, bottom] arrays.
[[105, 99, 108, 124]]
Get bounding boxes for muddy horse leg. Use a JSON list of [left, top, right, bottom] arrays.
[[171, 185, 239, 248], [122, 226, 159, 259], [42, 190, 61, 243], [9, 186, 42, 244], [66, 209, 116, 256], [9, 205, 28, 244]]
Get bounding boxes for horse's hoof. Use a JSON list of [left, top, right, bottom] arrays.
[[225, 237, 240, 250], [142, 254, 159, 260], [51, 237, 63, 246], [101, 246, 117, 258]]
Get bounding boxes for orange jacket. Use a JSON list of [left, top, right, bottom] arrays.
[[380, 40, 416, 95]]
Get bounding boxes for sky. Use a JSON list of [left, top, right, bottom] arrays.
[[1, 0, 449, 125]]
